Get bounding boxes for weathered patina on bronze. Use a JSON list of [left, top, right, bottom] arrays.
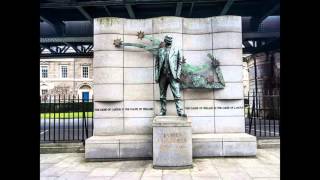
[[114, 31, 225, 89], [114, 31, 225, 116]]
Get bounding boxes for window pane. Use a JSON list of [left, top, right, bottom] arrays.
[[41, 66, 48, 78], [82, 66, 89, 78], [61, 66, 68, 78], [42, 89, 48, 95]]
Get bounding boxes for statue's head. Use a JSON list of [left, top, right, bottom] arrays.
[[164, 35, 173, 46]]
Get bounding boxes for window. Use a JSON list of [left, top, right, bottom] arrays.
[[60, 65, 68, 78], [82, 66, 89, 78], [40, 66, 48, 78], [41, 89, 48, 95]]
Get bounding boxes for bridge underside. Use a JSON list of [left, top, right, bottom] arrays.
[[40, 0, 280, 58]]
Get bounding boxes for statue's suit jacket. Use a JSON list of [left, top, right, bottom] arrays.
[[155, 46, 182, 82]]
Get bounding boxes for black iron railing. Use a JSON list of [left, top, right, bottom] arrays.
[[40, 95, 94, 143], [245, 90, 280, 138]]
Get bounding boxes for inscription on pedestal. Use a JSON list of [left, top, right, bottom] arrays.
[[152, 116, 192, 169], [158, 132, 187, 151]]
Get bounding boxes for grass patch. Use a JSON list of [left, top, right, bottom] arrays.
[[40, 112, 93, 119]]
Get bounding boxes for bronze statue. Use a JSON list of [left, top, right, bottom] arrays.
[[114, 34, 186, 116], [156, 36, 186, 116]]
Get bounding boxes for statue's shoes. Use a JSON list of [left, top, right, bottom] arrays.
[[158, 112, 166, 116], [178, 113, 187, 117]]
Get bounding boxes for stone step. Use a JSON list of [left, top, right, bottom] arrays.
[[85, 133, 257, 160], [40, 143, 84, 154], [257, 139, 280, 149]]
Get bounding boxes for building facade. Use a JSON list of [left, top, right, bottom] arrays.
[[40, 58, 93, 101]]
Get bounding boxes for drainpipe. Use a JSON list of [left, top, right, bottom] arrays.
[[73, 58, 76, 96]]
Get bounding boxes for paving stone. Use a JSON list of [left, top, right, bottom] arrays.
[[41, 167, 71, 177], [242, 166, 279, 178], [142, 164, 163, 177], [217, 171, 252, 180], [235, 159, 268, 168], [163, 169, 191, 175], [68, 164, 96, 172], [190, 163, 219, 177], [162, 174, 192, 180], [41, 163, 55, 172], [57, 172, 90, 180], [40, 177, 58, 180], [119, 161, 148, 172], [141, 176, 162, 180], [88, 167, 119, 177], [191, 176, 221, 180], [84, 177, 112, 180], [111, 172, 143, 180], [41, 146, 279, 179]]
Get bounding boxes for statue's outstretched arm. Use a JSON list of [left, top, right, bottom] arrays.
[[122, 42, 147, 49], [114, 37, 159, 55], [143, 35, 161, 46]]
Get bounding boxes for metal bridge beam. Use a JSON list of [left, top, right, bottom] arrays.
[[76, 6, 93, 21], [125, 4, 136, 19], [175, 2, 183, 16], [220, 0, 235, 15]]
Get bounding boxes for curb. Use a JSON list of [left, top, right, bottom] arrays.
[[40, 143, 84, 154], [257, 139, 280, 149]]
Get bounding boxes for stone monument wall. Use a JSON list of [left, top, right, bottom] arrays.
[[93, 16, 244, 136]]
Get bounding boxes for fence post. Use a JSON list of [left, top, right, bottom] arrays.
[[53, 95, 56, 142], [49, 96, 51, 141], [91, 96, 94, 136], [73, 95, 75, 140], [82, 97, 85, 142], [63, 94, 65, 141], [68, 94, 70, 141], [58, 94, 61, 141], [40, 96, 42, 141], [78, 95, 80, 141]]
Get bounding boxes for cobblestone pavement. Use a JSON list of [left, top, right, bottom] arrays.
[[40, 148, 279, 180]]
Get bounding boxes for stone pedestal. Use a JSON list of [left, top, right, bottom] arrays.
[[152, 116, 192, 169]]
